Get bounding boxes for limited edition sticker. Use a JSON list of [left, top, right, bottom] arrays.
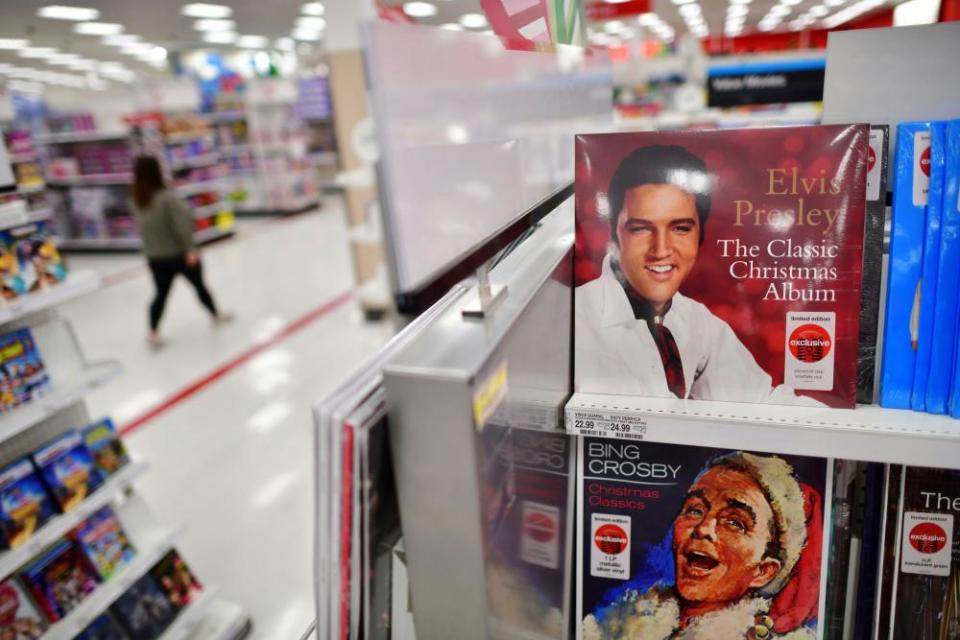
[[590, 513, 630, 580], [785, 311, 836, 391], [520, 501, 560, 570], [901, 511, 954, 577]]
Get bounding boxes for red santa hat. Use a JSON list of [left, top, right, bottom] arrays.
[[713, 452, 822, 633]]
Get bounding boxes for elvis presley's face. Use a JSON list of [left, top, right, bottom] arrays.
[[616, 184, 699, 312], [672, 466, 782, 605]]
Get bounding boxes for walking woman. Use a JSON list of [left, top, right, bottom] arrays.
[[131, 155, 230, 347]]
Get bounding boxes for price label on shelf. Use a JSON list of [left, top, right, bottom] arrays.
[[567, 409, 647, 441]]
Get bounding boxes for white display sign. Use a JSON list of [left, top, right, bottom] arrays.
[[590, 513, 630, 580], [900, 511, 953, 577]]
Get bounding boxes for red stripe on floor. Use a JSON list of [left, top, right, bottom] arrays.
[[118, 290, 355, 437]]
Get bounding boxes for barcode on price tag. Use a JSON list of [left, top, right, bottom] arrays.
[[567, 410, 647, 441]]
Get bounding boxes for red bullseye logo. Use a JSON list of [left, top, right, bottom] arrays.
[[594, 524, 628, 555], [524, 512, 557, 543], [789, 324, 832, 363], [868, 145, 876, 172], [909, 522, 948, 554], [920, 146, 931, 176]]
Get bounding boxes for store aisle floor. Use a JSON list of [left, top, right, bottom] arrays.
[[58, 200, 394, 639]]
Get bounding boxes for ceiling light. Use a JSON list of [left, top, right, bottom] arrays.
[[74, 22, 124, 35], [459, 13, 488, 28], [672, 0, 695, 4], [441, 23, 464, 30], [727, 5, 749, 16], [302, 2, 324, 15], [770, 5, 791, 15], [292, 28, 322, 41], [47, 53, 81, 65], [202, 31, 237, 43], [121, 43, 154, 55], [403, 1, 437, 18], [0, 39, 30, 50], [781, 0, 803, 5], [137, 46, 167, 62], [194, 18, 235, 31], [275, 37, 295, 51], [758, 21, 777, 30], [236, 34, 268, 48], [297, 16, 327, 30], [730, 0, 752, 4], [181, 3, 232, 18], [604, 0, 631, 3], [37, 5, 99, 20], [638, 13, 661, 25], [65, 58, 97, 70], [18, 47, 58, 59], [102, 34, 142, 46], [679, 4, 702, 16]]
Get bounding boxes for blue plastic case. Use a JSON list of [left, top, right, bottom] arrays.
[[910, 121, 947, 410], [880, 122, 932, 408], [928, 121, 960, 414], [0, 458, 57, 549], [31, 430, 103, 513]]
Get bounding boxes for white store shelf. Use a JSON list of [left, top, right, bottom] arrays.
[[0, 360, 122, 445], [43, 526, 184, 640], [47, 173, 131, 187], [38, 131, 127, 144], [9, 152, 40, 164], [165, 131, 214, 144], [18, 183, 46, 195], [158, 586, 219, 640], [0, 270, 101, 326], [0, 462, 149, 580], [565, 392, 960, 469], [177, 178, 227, 197], [186, 599, 248, 640], [59, 237, 141, 251], [169, 153, 220, 171]]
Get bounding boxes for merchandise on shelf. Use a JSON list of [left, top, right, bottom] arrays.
[[0, 458, 57, 550], [2, 131, 36, 158], [576, 437, 831, 640], [149, 549, 202, 611], [70, 505, 136, 581], [31, 430, 104, 513], [857, 125, 889, 405], [0, 575, 48, 638], [20, 539, 99, 622], [0, 329, 51, 411], [932, 121, 960, 415], [9, 222, 66, 291], [878, 465, 960, 638], [82, 418, 130, 478], [880, 122, 932, 409], [573, 125, 869, 409], [109, 572, 176, 639], [47, 143, 131, 180], [61, 186, 137, 240], [76, 611, 128, 640], [45, 114, 96, 135], [910, 122, 948, 411]]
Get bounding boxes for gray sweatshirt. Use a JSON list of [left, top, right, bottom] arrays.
[[133, 189, 195, 259]]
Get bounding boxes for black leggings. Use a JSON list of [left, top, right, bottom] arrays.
[[147, 254, 218, 331]]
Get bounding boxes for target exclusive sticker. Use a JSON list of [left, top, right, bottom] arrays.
[[785, 311, 836, 390], [901, 511, 954, 577], [591, 513, 630, 580]]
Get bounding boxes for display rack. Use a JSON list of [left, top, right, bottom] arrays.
[[0, 236, 247, 637], [313, 21, 960, 640], [2, 126, 51, 221], [39, 115, 236, 252], [212, 79, 321, 216]]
